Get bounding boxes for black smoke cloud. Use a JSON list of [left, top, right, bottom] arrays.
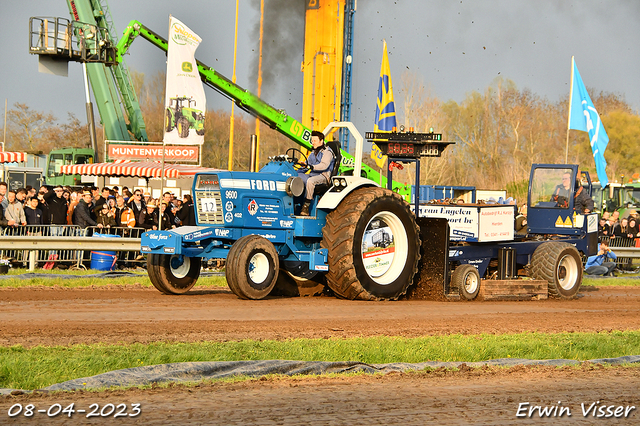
[[249, 0, 306, 101]]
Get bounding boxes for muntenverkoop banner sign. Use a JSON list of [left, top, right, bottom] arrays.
[[107, 144, 199, 162]]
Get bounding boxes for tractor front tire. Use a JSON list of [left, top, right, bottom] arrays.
[[530, 242, 582, 299], [322, 187, 420, 300], [148, 254, 200, 294], [226, 235, 279, 300], [165, 109, 174, 132], [177, 116, 190, 138]]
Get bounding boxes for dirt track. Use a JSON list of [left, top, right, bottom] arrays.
[[1, 285, 639, 424]]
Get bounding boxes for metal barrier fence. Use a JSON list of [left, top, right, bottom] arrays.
[[0, 225, 146, 270], [1, 225, 82, 268]]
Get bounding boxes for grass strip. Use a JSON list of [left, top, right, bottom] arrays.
[[582, 276, 640, 287], [1, 331, 639, 390], [0, 269, 227, 288]]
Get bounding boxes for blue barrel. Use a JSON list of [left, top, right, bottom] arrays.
[[90, 233, 121, 271]]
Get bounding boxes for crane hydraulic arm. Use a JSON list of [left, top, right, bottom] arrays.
[[116, 20, 407, 195]]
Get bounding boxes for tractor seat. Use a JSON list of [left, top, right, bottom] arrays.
[[312, 141, 341, 197]]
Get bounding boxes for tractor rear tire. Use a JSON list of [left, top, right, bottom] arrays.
[[452, 264, 481, 300], [177, 116, 190, 138], [148, 254, 200, 294], [322, 187, 420, 300], [530, 242, 582, 299], [226, 235, 279, 300], [165, 109, 173, 132]]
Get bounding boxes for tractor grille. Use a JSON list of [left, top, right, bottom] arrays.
[[194, 190, 224, 225]]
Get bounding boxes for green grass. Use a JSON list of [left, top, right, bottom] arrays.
[[2, 331, 639, 390], [0, 268, 227, 288], [582, 276, 640, 287]]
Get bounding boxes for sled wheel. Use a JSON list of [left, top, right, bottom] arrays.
[[452, 264, 481, 300], [322, 187, 420, 300], [530, 242, 582, 299], [147, 254, 200, 294], [226, 235, 279, 300], [177, 116, 190, 138]]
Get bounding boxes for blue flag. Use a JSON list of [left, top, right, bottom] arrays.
[[374, 40, 397, 132], [568, 58, 609, 187]]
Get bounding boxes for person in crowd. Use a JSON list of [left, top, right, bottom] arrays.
[[4, 190, 26, 226], [0, 182, 8, 209], [161, 192, 176, 225], [598, 217, 607, 238], [91, 186, 109, 214], [116, 197, 136, 228], [177, 194, 196, 226], [628, 217, 640, 240], [74, 191, 101, 229], [585, 240, 617, 276], [614, 217, 632, 242], [15, 188, 27, 204], [24, 196, 43, 225], [159, 202, 176, 230], [123, 188, 133, 202], [96, 203, 116, 228], [26, 186, 36, 199], [67, 190, 81, 225], [608, 211, 620, 237], [600, 212, 612, 238], [128, 189, 146, 227], [36, 188, 51, 225], [112, 186, 120, 196], [143, 191, 151, 205], [0, 193, 16, 228], [138, 201, 159, 230]]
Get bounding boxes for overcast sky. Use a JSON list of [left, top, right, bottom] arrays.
[[2, 0, 639, 152]]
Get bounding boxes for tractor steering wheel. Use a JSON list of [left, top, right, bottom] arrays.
[[285, 148, 308, 170]]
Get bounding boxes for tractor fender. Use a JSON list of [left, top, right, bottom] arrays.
[[316, 176, 379, 210]]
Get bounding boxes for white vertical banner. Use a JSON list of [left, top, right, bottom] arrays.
[[163, 16, 206, 145]]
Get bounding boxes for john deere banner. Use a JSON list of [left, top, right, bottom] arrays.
[[163, 16, 206, 145]]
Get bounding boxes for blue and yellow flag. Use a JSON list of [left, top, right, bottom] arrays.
[[372, 40, 396, 168], [568, 57, 609, 187]]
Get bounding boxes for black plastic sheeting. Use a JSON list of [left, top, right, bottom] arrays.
[[2, 356, 639, 394]]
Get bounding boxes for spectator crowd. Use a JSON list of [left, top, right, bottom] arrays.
[[0, 182, 196, 231]]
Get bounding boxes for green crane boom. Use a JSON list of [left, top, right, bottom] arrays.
[[65, 0, 148, 142]]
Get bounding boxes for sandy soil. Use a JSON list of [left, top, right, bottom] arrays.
[[0, 284, 639, 424]]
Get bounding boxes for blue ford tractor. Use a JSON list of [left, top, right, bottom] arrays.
[[142, 123, 426, 300]]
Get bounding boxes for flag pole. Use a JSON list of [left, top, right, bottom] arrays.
[[565, 56, 575, 164]]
